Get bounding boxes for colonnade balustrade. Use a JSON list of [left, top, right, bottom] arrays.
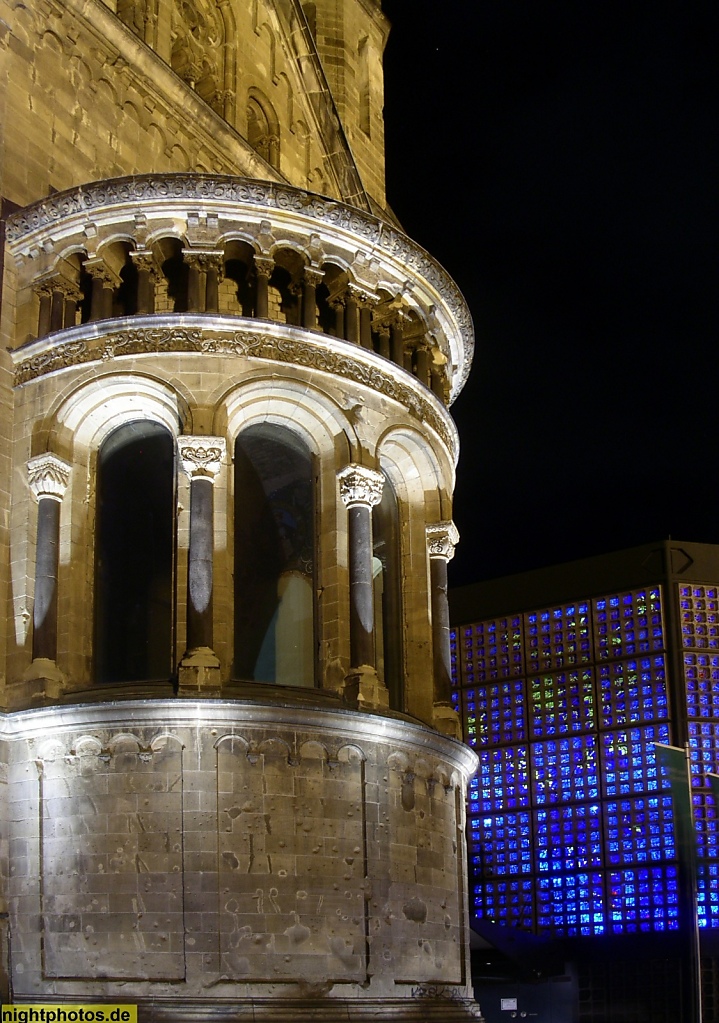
[[30, 245, 449, 402]]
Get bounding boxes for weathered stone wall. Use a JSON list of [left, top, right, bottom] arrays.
[[1, 701, 476, 1013]]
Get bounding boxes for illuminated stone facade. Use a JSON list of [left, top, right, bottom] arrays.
[[0, 1, 479, 1019]]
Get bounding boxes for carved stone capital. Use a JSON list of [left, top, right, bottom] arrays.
[[426, 520, 459, 561], [130, 249, 162, 278], [253, 255, 274, 280], [27, 454, 71, 501], [179, 436, 226, 481], [337, 463, 384, 508], [303, 266, 325, 288], [182, 249, 225, 273], [83, 258, 120, 286]]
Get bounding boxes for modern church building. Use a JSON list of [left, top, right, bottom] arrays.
[[0, 3, 482, 1020], [451, 539, 719, 1022]]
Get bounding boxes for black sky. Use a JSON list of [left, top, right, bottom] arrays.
[[380, 2, 719, 587]]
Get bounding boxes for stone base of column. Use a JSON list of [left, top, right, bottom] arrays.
[[432, 701, 463, 740], [178, 647, 221, 695], [17, 657, 67, 704], [344, 665, 389, 710]]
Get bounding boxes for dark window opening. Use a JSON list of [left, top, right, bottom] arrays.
[[94, 422, 175, 684], [234, 425, 315, 687]]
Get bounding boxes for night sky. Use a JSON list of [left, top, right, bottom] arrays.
[[380, 2, 718, 587]]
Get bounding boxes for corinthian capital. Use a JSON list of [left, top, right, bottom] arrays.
[[337, 464, 384, 508], [27, 453, 71, 501], [179, 436, 226, 482], [426, 520, 459, 561]]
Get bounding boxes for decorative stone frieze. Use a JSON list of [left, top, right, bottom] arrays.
[[27, 453, 71, 501]]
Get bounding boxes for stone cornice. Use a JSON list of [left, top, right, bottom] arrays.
[[0, 698, 479, 778], [6, 174, 474, 399], [11, 315, 460, 463]]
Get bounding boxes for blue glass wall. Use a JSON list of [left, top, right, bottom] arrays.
[[452, 587, 689, 938]]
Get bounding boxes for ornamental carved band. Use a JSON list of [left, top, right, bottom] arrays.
[[27, 453, 72, 501], [179, 436, 226, 481], [337, 464, 384, 508], [426, 520, 460, 561]]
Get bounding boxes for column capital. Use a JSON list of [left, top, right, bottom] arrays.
[[27, 453, 71, 501], [303, 265, 325, 288], [182, 249, 225, 272], [83, 257, 120, 286], [254, 255, 274, 280], [179, 436, 226, 482], [426, 520, 459, 561], [338, 464, 384, 508], [130, 249, 162, 277]]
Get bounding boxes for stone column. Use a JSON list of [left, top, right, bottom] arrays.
[[426, 520, 462, 738], [178, 436, 226, 693], [34, 280, 54, 338], [131, 250, 160, 314], [204, 252, 224, 314], [302, 266, 323, 329], [357, 292, 375, 350], [25, 453, 71, 699], [84, 259, 117, 320], [338, 463, 388, 710], [344, 286, 360, 344], [376, 324, 391, 360], [254, 256, 274, 318], [390, 315, 405, 367], [183, 250, 203, 313], [63, 286, 82, 329], [328, 293, 345, 338], [415, 343, 431, 388]]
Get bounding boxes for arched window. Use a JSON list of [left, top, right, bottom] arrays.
[[373, 474, 403, 709], [94, 422, 175, 684], [247, 92, 280, 169], [234, 425, 315, 687]]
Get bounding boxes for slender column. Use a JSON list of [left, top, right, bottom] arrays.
[[357, 293, 375, 350], [328, 293, 345, 338], [34, 280, 54, 338], [254, 256, 274, 318], [390, 315, 405, 366], [376, 324, 390, 360], [338, 463, 388, 710], [63, 286, 82, 329], [426, 520, 461, 737], [183, 250, 203, 312], [50, 284, 66, 333], [431, 364, 447, 402], [344, 286, 360, 344], [131, 250, 160, 314], [415, 343, 431, 387], [27, 454, 71, 688], [204, 252, 224, 314], [84, 259, 117, 321], [302, 266, 323, 329], [178, 436, 226, 693]]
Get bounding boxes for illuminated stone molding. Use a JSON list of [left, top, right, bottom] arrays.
[[11, 319, 459, 464], [27, 453, 71, 501], [178, 435, 226, 481], [426, 520, 460, 561], [337, 463, 385, 508]]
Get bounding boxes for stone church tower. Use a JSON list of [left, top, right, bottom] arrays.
[[0, 0, 479, 1019]]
